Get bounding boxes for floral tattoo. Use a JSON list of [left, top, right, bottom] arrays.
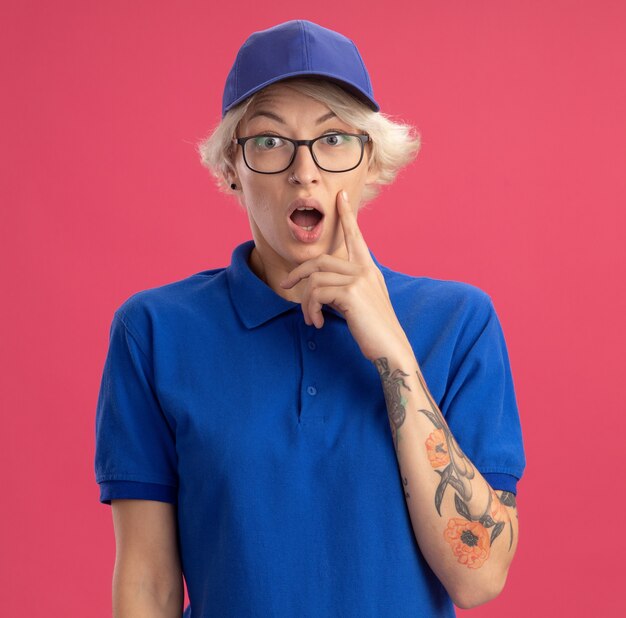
[[376, 357, 517, 570], [417, 366, 517, 568]]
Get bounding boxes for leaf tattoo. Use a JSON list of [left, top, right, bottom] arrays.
[[414, 367, 517, 567], [374, 358, 518, 569], [374, 357, 411, 451]]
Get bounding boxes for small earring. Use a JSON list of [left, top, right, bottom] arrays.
[[230, 183, 237, 190]]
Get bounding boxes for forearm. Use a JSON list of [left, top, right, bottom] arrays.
[[112, 561, 183, 617], [374, 348, 519, 609], [111, 500, 184, 617]]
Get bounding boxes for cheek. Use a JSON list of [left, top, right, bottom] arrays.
[[260, 195, 273, 213], [337, 174, 366, 205], [239, 174, 268, 212], [242, 178, 282, 217], [251, 192, 273, 214], [246, 192, 279, 230]]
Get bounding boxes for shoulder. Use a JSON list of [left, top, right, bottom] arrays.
[[379, 262, 494, 327], [111, 265, 228, 345]]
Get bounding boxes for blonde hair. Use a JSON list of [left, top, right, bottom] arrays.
[[197, 77, 421, 207]]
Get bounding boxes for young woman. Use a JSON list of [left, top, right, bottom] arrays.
[[95, 19, 526, 617]]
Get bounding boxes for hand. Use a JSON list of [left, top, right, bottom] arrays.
[[279, 190, 413, 362]]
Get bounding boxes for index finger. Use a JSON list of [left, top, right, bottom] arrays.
[[338, 190, 372, 264]]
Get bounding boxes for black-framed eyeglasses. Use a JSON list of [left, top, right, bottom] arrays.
[[232, 132, 371, 174]]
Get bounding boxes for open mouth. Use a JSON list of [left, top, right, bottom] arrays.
[[289, 207, 324, 231]]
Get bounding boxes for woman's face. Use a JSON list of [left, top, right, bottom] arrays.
[[230, 84, 379, 276]]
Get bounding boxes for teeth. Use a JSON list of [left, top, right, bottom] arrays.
[[296, 206, 315, 211], [301, 225, 314, 231]]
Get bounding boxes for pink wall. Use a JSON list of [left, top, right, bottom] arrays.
[[2, 1, 625, 615]]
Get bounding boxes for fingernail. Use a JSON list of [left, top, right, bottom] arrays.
[[341, 190, 348, 201]]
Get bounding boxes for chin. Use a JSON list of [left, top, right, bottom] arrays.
[[286, 242, 326, 262], [256, 228, 337, 268]]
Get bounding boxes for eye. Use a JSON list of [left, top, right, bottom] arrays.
[[320, 133, 352, 146], [252, 135, 286, 150]]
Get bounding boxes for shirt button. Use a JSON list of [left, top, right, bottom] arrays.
[[307, 386, 317, 396], [307, 340, 317, 351]]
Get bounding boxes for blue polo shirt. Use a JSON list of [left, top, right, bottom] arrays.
[[94, 239, 525, 617]]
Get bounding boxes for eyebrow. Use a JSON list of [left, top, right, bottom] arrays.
[[247, 110, 337, 125]]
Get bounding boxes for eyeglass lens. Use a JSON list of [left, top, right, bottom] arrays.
[[244, 134, 363, 173]]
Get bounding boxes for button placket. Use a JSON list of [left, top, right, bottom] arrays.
[[306, 332, 317, 397], [299, 323, 323, 423]]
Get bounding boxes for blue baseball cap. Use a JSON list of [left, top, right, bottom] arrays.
[[222, 20, 380, 118]]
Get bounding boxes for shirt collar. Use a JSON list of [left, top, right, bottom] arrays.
[[226, 239, 386, 329]]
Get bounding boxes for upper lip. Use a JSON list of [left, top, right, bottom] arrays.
[[287, 197, 325, 218]]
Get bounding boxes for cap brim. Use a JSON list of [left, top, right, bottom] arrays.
[[223, 71, 380, 116]]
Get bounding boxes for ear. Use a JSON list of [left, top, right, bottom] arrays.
[[363, 144, 380, 184], [225, 172, 246, 209], [224, 171, 240, 191], [365, 162, 380, 185]]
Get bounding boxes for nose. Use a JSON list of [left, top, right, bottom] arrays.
[[288, 144, 321, 185]]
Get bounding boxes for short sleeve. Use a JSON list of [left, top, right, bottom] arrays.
[[94, 310, 178, 505], [439, 294, 526, 495]]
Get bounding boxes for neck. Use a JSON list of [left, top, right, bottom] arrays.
[[248, 246, 304, 303], [248, 243, 349, 304]]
